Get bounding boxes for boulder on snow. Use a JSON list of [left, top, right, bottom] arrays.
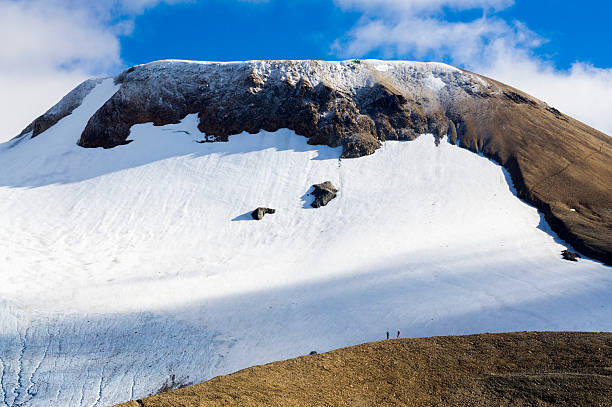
[[561, 249, 581, 262], [251, 207, 276, 220], [310, 181, 338, 208]]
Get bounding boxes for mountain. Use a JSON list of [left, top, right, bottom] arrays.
[[14, 59, 612, 264], [0, 60, 610, 407]]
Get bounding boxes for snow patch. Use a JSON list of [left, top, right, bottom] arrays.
[[424, 73, 446, 91], [374, 64, 390, 72]]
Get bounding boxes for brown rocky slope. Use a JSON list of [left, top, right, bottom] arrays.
[[16, 60, 612, 264], [116, 332, 612, 407]]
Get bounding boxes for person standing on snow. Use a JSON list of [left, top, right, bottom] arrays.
[[397, 330, 400, 338]]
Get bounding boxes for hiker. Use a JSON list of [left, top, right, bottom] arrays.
[[397, 330, 400, 338], [386, 331, 389, 340]]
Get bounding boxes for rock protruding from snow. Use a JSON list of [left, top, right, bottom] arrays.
[[448, 120, 458, 145], [251, 207, 276, 220], [561, 249, 581, 262], [77, 60, 467, 156], [310, 181, 338, 208]]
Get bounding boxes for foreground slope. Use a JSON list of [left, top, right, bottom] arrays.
[[117, 332, 612, 407], [0, 61, 610, 406]]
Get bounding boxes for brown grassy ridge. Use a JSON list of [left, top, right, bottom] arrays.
[[116, 332, 612, 407]]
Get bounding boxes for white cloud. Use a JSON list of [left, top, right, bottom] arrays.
[[0, 0, 187, 142], [480, 40, 612, 135], [334, 16, 537, 65], [0, 2, 121, 73], [0, 71, 89, 144], [334, 0, 612, 135], [335, 0, 514, 13]]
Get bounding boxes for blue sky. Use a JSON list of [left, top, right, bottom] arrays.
[[497, 0, 611, 69], [121, 0, 360, 65], [120, 0, 611, 71], [1, 0, 611, 141]]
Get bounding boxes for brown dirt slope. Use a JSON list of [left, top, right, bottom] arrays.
[[454, 74, 612, 266], [117, 332, 612, 407]]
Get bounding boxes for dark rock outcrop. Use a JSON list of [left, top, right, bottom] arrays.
[[19, 60, 612, 264], [310, 181, 338, 208], [561, 249, 581, 262], [503, 90, 537, 106], [77, 62, 436, 158], [448, 120, 458, 145], [251, 207, 275, 220]]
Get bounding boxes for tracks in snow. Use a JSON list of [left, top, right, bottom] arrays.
[[0, 309, 229, 406]]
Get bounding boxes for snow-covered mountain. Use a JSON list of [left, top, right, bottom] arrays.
[[0, 60, 610, 407]]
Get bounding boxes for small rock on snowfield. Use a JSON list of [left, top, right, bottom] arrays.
[[561, 249, 581, 262], [310, 181, 338, 208], [251, 207, 276, 220]]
